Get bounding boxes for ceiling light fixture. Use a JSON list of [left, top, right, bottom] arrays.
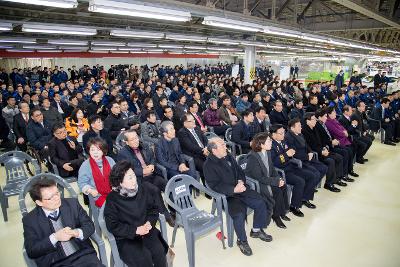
[[47, 39, 88, 45], [203, 16, 264, 32], [0, 22, 13, 31], [89, 0, 191, 22], [110, 29, 164, 39], [22, 23, 97, 36], [165, 34, 207, 42], [1, 0, 77, 8], [0, 37, 36, 44]]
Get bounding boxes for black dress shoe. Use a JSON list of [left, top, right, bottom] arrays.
[[314, 189, 318, 193], [273, 217, 287, 229], [250, 229, 273, 242], [342, 177, 354, 182], [281, 214, 291, 221], [290, 207, 304, 217], [384, 141, 396, 146], [237, 240, 253, 256], [302, 200, 316, 209], [356, 159, 365, 164], [324, 184, 341, 192], [336, 180, 347, 187], [391, 138, 400, 143], [362, 158, 369, 162], [349, 171, 359, 177]]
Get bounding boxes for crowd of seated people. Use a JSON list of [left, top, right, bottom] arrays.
[[0, 62, 398, 265]]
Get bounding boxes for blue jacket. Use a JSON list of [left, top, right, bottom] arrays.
[[155, 137, 185, 171]]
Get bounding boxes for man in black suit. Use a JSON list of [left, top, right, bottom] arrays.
[[371, 97, 398, 145], [351, 101, 375, 142], [23, 178, 103, 267], [177, 114, 208, 184], [373, 70, 383, 88], [269, 100, 288, 126], [13, 101, 30, 151], [231, 109, 254, 154], [155, 121, 196, 179], [51, 92, 68, 118], [338, 105, 371, 163], [302, 113, 343, 192], [48, 123, 84, 178], [26, 108, 52, 158], [188, 101, 208, 132], [285, 118, 328, 189], [116, 129, 175, 226], [103, 101, 126, 139], [249, 106, 270, 136], [204, 137, 271, 256], [270, 124, 318, 217], [315, 108, 358, 180]]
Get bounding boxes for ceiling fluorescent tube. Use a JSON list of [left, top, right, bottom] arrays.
[[47, 39, 88, 45], [264, 27, 301, 38], [89, 0, 191, 22], [0, 22, 13, 31], [0, 37, 36, 43], [127, 43, 157, 48], [159, 44, 184, 49], [22, 23, 97, 36], [91, 41, 126, 46], [203, 16, 264, 32], [110, 29, 164, 39], [166, 34, 207, 42], [2, 0, 77, 8], [240, 41, 267, 47], [208, 38, 240, 45]]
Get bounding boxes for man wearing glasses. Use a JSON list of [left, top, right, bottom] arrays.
[[26, 107, 52, 158], [22, 178, 104, 267]]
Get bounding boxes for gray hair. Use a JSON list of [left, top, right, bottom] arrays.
[[207, 137, 222, 153], [208, 98, 217, 105], [122, 129, 137, 141], [160, 121, 174, 134]]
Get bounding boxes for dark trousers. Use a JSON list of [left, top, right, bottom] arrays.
[[382, 122, 394, 141], [143, 174, 167, 192], [192, 156, 206, 184], [352, 137, 369, 160], [211, 125, 230, 136], [304, 161, 328, 183], [231, 195, 267, 242], [166, 168, 196, 180], [286, 165, 320, 206], [321, 152, 344, 185], [52, 248, 104, 267], [271, 185, 289, 217], [119, 228, 167, 267], [142, 180, 172, 220], [332, 146, 354, 174]]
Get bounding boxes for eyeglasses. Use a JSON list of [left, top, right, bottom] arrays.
[[42, 191, 60, 201]]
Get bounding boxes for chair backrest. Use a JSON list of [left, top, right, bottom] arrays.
[[0, 151, 41, 187], [18, 173, 77, 217], [225, 128, 232, 142], [164, 174, 199, 214], [115, 131, 126, 150], [204, 131, 218, 140], [98, 204, 126, 267], [236, 154, 249, 170]]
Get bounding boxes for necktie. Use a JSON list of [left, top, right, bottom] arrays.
[[322, 123, 332, 139], [193, 113, 204, 128], [48, 210, 78, 257], [190, 129, 204, 148], [49, 210, 58, 219], [24, 114, 28, 123], [133, 149, 146, 168]]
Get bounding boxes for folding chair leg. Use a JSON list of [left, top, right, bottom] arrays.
[[220, 223, 226, 249], [170, 224, 179, 248], [227, 216, 234, 248], [0, 194, 8, 222], [210, 200, 216, 215], [184, 231, 195, 267]]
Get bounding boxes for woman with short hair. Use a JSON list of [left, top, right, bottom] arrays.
[[104, 161, 168, 267]]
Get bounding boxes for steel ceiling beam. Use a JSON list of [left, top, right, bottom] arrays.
[[306, 19, 390, 31], [330, 0, 400, 28]]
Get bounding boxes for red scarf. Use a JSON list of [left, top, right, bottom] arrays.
[[89, 156, 112, 207]]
